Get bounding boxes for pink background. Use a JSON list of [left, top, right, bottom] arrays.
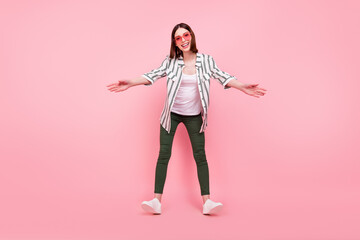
[[1, 0, 360, 239]]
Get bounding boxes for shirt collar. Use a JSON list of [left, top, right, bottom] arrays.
[[178, 52, 201, 68]]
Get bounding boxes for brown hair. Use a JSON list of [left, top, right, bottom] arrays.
[[169, 23, 198, 59]]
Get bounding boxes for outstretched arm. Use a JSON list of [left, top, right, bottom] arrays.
[[107, 76, 151, 92], [208, 55, 267, 98], [107, 55, 169, 93], [226, 79, 267, 98]]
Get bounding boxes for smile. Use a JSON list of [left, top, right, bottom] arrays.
[[181, 42, 189, 48]]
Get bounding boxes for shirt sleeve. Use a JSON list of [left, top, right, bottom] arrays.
[[209, 55, 237, 90], [141, 55, 169, 86]]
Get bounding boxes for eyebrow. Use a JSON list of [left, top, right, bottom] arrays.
[[175, 31, 190, 37]]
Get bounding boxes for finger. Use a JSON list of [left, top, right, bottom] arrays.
[[255, 89, 265, 93], [108, 87, 117, 91], [110, 87, 122, 92], [115, 88, 125, 92], [107, 83, 119, 87], [253, 85, 265, 89]]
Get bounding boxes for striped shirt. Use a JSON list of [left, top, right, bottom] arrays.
[[142, 52, 237, 133]]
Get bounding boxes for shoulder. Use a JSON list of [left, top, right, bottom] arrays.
[[163, 54, 171, 64], [198, 52, 214, 61], [198, 52, 208, 57]]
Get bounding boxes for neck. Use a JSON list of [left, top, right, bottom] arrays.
[[182, 51, 196, 61]]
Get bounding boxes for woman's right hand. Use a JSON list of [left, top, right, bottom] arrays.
[[107, 80, 131, 92]]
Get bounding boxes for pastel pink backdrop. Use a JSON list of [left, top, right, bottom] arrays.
[[1, 0, 359, 239]]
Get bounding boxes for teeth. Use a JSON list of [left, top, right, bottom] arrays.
[[182, 43, 189, 47]]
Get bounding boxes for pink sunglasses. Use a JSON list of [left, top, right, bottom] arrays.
[[174, 32, 191, 44]]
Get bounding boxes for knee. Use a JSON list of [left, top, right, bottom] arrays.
[[193, 149, 207, 164], [157, 147, 172, 164]]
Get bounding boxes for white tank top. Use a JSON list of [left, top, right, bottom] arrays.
[[171, 73, 203, 115]]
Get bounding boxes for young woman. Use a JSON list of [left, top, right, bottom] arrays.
[[107, 23, 266, 215]]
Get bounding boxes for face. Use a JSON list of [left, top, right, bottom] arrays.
[[174, 27, 192, 52]]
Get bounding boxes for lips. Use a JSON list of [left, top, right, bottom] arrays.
[[181, 42, 189, 48]]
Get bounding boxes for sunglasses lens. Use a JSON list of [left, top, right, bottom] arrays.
[[175, 37, 182, 43], [184, 32, 191, 40]]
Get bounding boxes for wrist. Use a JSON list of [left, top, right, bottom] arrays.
[[237, 82, 246, 90], [128, 79, 136, 87]]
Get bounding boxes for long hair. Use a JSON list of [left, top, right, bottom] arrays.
[[169, 23, 198, 59]]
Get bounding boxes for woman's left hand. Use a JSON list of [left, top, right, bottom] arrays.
[[240, 83, 267, 98]]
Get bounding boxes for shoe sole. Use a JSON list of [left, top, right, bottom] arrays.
[[203, 204, 223, 215], [141, 203, 161, 214]]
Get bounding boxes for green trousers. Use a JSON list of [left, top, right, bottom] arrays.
[[154, 111, 210, 196]]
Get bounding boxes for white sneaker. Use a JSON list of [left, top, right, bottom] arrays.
[[202, 199, 223, 215], [141, 198, 161, 214]]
